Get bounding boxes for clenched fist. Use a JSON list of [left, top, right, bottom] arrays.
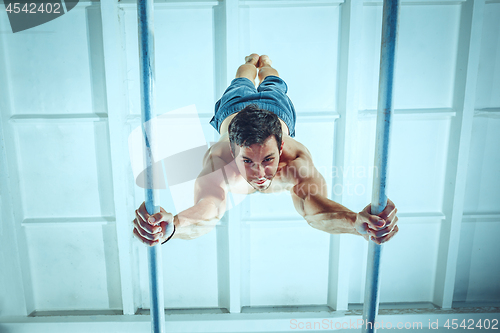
[[132, 202, 176, 246], [354, 198, 399, 244]]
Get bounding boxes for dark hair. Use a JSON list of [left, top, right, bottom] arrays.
[[228, 104, 283, 155]]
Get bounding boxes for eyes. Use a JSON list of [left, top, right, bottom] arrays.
[[243, 158, 273, 164]]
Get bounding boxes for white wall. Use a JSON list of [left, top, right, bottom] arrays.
[[0, 0, 498, 331]]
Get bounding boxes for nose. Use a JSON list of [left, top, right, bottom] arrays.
[[252, 164, 266, 178]]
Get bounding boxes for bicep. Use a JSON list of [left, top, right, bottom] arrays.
[[289, 158, 328, 216], [288, 156, 328, 199], [291, 175, 327, 199], [194, 178, 226, 207]]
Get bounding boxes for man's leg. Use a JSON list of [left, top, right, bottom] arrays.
[[235, 53, 260, 86], [257, 55, 279, 84]]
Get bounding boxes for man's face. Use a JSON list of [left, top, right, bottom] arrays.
[[232, 136, 283, 191]]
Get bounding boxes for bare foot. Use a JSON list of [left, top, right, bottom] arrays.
[[257, 55, 272, 69], [245, 53, 260, 67]]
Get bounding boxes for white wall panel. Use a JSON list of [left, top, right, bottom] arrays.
[[378, 221, 441, 303], [456, 114, 500, 303], [468, 5, 500, 276], [240, 4, 340, 112], [349, 115, 450, 304], [463, 117, 500, 213], [123, 6, 216, 115], [25, 223, 121, 311], [248, 222, 330, 306], [241, 191, 296, 221], [136, 230, 219, 309], [1, 5, 103, 115], [355, 116, 451, 214], [13, 121, 115, 219], [132, 174, 216, 308], [475, 2, 500, 109], [454, 221, 500, 303], [361, 4, 461, 110], [349, 220, 441, 304], [347, 235, 367, 304]]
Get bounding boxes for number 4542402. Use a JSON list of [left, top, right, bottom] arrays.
[[444, 319, 498, 330], [5, 2, 62, 14]]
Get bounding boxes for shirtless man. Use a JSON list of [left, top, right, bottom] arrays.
[[133, 54, 399, 246]]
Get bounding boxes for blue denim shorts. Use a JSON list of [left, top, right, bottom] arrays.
[[210, 76, 296, 137]]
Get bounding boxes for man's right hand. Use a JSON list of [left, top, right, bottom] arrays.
[[132, 201, 176, 246], [354, 198, 399, 244]]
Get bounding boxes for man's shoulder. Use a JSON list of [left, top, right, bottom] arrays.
[[198, 141, 256, 195], [281, 136, 313, 165], [202, 140, 233, 165], [278, 136, 318, 182]]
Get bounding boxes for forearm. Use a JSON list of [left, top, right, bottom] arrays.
[[294, 191, 360, 235], [171, 198, 223, 240]]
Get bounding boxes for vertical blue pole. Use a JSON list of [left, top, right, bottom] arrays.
[[361, 1, 400, 333], [137, 0, 165, 332]]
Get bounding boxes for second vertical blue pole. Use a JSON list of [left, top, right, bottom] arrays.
[[137, 0, 166, 332], [361, 1, 400, 332]]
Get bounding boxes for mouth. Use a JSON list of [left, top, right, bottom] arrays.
[[253, 178, 268, 185]]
